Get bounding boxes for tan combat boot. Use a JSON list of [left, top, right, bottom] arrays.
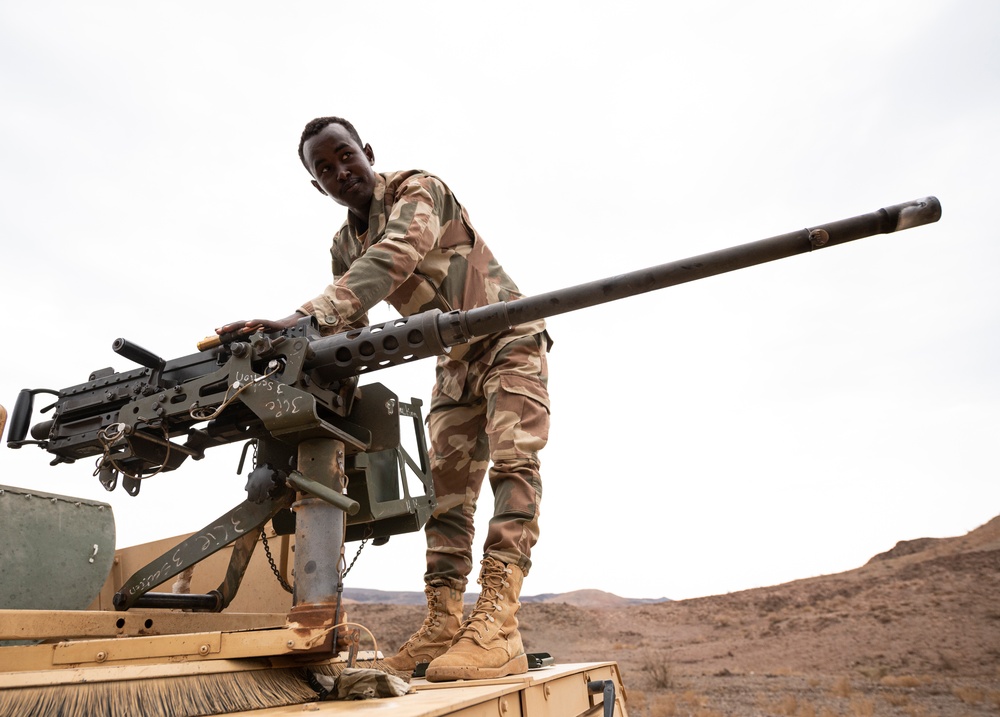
[[424, 557, 528, 682], [382, 584, 464, 673]]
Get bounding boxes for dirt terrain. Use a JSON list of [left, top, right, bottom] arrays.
[[348, 516, 1000, 717]]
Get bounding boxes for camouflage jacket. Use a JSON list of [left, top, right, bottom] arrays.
[[300, 170, 546, 366]]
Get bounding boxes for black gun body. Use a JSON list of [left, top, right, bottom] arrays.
[[9, 197, 942, 477]]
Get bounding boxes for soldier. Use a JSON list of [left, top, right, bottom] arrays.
[[217, 117, 551, 681]]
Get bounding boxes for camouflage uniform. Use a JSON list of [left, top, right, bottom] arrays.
[[299, 170, 550, 590]]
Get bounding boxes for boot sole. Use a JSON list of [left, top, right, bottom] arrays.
[[424, 653, 529, 682], [382, 645, 453, 674]]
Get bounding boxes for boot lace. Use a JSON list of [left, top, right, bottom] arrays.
[[401, 586, 445, 648], [458, 559, 511, 638]]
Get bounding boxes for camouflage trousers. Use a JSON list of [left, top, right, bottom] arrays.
[[424, 332, 550, 591]]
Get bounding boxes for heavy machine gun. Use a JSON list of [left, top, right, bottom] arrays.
[[5, 197, 942, 617]]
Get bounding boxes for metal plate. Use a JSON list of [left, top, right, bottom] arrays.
[[0, 485, 115, 611]]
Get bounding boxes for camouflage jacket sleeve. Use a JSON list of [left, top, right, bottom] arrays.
[[300, 175, 443, 333]]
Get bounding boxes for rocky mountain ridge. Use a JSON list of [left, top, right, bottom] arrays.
[[348, 515, 1000, 716], [344, 586, 669, 607]]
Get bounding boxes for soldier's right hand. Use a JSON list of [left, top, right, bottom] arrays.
[[198, 314, 304, 351], [215, 313, 303, 337]]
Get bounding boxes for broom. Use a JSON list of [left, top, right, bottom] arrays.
[[0, 623, 408, 717]]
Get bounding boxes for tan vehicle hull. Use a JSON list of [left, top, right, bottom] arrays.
[[0, 516, 628, 717]]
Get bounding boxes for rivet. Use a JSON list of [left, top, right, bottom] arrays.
[[809, 228, 830, 248]]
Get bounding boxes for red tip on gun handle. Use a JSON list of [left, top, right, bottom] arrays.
[[196, 335, 223, 351], [197, 328, 248, 352]]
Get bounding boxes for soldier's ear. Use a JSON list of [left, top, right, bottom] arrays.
[[311, 179, 327, 196], [364, 143, 375, 165]]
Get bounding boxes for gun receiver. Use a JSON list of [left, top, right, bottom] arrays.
[[4, 196, 941, 612]]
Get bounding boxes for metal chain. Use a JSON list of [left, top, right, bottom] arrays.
[[249, 439, 294, 594], [247, 435, 367, 589], [261, 529, 293, 594], [342, 536, 368, 579]]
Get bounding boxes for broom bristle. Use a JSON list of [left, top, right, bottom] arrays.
[[0, 657, 408, 717], [1, 668, 312, 717]]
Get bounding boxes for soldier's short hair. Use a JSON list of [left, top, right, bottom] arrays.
[[298, 117, 364, 167]]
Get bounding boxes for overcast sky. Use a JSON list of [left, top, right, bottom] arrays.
[[1, 1, 997, 602]]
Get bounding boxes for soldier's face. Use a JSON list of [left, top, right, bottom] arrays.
[[303, 123, 376, 219]]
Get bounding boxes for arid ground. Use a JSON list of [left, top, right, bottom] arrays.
[[347, 516, 1000, 717]]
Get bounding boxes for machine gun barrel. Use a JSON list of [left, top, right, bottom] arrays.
[[306, 196, 941, 382], [6, 196, 942, 463]]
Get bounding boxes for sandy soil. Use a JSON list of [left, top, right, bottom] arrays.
[[348, 516, 1000, 716]]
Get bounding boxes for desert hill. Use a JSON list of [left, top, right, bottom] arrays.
[[344, 586, 668, 607], [348, 516, 1000, 717], [522, 589, 668, 607]]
